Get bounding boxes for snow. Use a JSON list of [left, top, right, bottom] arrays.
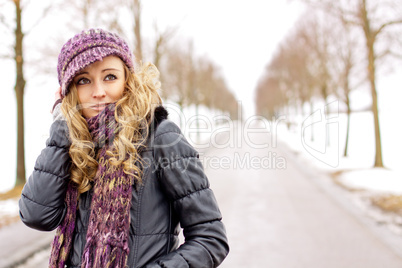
[[338, 168, 402, 194], [0, 199, 19, 217], [277, 109, 402, 195], [274, 68, 402, 196], [0, 198, 19, 227]]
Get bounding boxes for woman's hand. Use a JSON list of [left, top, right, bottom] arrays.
[[55, 87, 62, 102], [51, 87, 63, 114]]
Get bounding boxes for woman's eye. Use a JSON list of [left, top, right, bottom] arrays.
[[105, 74, 117, 81], [77, 78, 90, 85]]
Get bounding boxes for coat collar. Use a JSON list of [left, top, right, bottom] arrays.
[[153, 105, 169, 126], [139, 105, 168, 151], [148, 105, 169, 136]]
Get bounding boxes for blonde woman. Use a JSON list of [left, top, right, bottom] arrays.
[[19, 28, 229, 268]]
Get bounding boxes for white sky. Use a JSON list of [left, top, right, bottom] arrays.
[[139, 0, 306, 118]]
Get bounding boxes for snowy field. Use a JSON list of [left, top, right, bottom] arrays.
[[277, 109, 402, 191], [276, 101, 402, 195]]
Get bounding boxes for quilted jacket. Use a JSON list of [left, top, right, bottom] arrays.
[[19, 105, 229, 267]]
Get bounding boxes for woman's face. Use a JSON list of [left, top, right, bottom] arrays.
[[73, 56, 125, 118]]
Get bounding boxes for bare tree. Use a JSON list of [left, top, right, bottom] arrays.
[[130, 0, 142, 61], [13, 0, 25, 187], [196, 57, 237, 115], [163, 43, 194, 109], [162, 39, 238, 130], [1, 0, 53, 186], [153, 22, 178, 70], [331, 22, 365, 157], [269, 27, 319, 128], [300, 0, 402, 167], [255, 75, 285, 119]]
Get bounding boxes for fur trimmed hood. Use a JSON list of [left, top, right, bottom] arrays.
[[153, 105, 169, 128]]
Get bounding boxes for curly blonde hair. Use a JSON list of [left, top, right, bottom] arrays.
[[61, 62, 162, 194]]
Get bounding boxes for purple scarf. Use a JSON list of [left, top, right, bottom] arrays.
[[49, 104, 133, 268]]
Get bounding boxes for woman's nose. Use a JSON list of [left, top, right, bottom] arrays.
[[92, 82, 106, 98]]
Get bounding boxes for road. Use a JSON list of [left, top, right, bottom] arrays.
[[203, 124, 402, 267], [13, 122, 402, 267], [0, 221, 53, 268]]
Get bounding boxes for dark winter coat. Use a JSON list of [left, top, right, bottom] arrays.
[[19, 106, 229, 267]]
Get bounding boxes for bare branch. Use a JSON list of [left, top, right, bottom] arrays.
[[0, 10, 11, 30], [0, 54, 13, 60], [131, 0, 143, 60], [374, 19, 402, 38], [25, 3, 54, 35], [108, 17, 125, 36], [375, 48, 392, 61], [302, 0, 360, 25], [350, 76, 367, 91], [388, 49, 402, 60], [20, 0, 32, 10]]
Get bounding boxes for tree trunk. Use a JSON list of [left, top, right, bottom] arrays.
[[154, 42, 161, 69], [321, 85, 330, 146], [310, 101, 314, 142], [195, 103, 200, 143], [344, 93, 351, 157], [14, 0, 26, 186], [367, 42, 383, 167], [133, 0, 142, 61], [361, 0, 383, 167]]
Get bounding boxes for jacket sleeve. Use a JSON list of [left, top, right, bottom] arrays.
[[147, 120, 229, 268], [18, 117, 71, 231]]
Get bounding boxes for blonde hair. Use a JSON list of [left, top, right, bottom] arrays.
[[61, 62, 162, 194]]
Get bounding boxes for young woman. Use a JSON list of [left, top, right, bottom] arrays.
[[19, 28, 229, 268]]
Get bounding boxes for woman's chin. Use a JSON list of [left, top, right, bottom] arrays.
[[82, 109, 101, 119]]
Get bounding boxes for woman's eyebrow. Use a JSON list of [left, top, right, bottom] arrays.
[[76, 71, 89, 76], [102, 68, 122, 72]]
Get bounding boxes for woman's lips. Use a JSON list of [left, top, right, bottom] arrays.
[[90, 103, 110, 111]]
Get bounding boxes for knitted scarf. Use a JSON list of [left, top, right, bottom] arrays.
[[49, 104, 134, 268]]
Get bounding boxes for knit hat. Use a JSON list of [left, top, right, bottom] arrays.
[[57, 28, 135, 97]]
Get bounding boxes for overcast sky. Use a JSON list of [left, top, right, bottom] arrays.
[[140, 0, 306, 118]]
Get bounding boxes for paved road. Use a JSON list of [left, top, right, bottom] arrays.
[[8, 123, 402, 267], [202, 125, 402, 267], [0, 220, 54, 268]]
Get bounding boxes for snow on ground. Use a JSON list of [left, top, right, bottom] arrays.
[[0, 198, 20, 227], [0, 199, 19, 217], [273, 92, 402, 236], [276, 69, 402, 195], [337, 168, 402, 194], [275, 102, 402, 195]]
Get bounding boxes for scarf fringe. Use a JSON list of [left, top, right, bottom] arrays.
[[81, 239, 129, 268], [49, 183, 78, 268]]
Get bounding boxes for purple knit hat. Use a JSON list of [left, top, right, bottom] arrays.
[[57, 28, 135, 97]]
